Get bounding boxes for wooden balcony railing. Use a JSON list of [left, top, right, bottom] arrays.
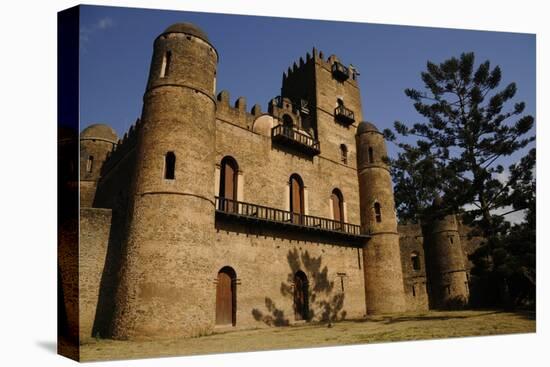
[[271, 125, 321, 156], [331, 62, 350, 81], [334, 105, 355, 125], [215, 197, 369, 240]]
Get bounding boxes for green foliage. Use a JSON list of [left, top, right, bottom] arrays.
[[387, 52, 535, 307]]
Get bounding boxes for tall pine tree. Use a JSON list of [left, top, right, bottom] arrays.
[[384, 52, 535, 307]]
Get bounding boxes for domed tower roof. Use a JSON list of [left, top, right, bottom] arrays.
[[80, 123, 118, 143], [357, 121, 380, 135], [161, 22, 209, 42]]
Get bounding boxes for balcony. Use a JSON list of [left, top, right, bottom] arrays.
[[331, 62, 350, 81], [215, 197, 369, 242], [334, 105, 355, 125], [271, 125, 320, 156]]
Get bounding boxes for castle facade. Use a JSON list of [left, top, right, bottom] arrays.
[[60, 23, 478, 341]]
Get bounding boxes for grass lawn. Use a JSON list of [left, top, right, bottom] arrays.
[[79, 309, 535, 361]]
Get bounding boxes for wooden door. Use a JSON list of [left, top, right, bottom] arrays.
[[222, 160, 236, 212], [291, 176, 303, 224], [216, 270, 233, 325], [294, 272, 308, 321]]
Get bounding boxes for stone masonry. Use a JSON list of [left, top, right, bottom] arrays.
[[60, 22, 479, 341]]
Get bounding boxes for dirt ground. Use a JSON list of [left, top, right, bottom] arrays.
[[79, 309, 535, 362]]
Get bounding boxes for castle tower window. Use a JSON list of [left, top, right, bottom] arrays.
[[340, 144, 348, 164], [449, 236, 454, 244], [412, 284, 416, 297], [219, 156, 239, 212], [331, 189, 344, 229], [368, 147, 374, 163], [282, 114, 294, 134], [86, 155, 94, 173], [294, 270, 309, 321], [160, 50, 172, 78], [374, 202, 382, 222], [163, 152, 176, 180], [411, 252, 421, 271], [290, 174, 304, 224], [216, 266, 237, 326]]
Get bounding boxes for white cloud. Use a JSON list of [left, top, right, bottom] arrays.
[[80, 17, 115, 52], [97, 17, 114, 30]]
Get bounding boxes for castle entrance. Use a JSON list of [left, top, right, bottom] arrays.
[[294, 270, 309, 321], [216, 266, 236, 326]]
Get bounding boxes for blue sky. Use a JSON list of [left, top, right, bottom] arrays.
[[79, 5, 535, 168]]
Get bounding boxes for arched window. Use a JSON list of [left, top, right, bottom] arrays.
[[216, 266, 237, 326], [86, 155, 94, 173], [331, 189, 344, 229], [290, 174, 304, 224], [374, 202, 382, 222], [337, 98, 344, 107], [160, 51, 172, 78], [294, 270, 309, 321], [340, 144, 348, 164], [164, 152, 176, 179], [411, 252, 421, 271], [219, 156, 239, 212], [368, 147, 374, 163]]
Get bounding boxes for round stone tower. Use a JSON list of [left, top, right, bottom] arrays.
[[79, 124, 118, 207], [111, 23, 218, 339], [356, 121, 406, 314], [423, 198, 469, 309]]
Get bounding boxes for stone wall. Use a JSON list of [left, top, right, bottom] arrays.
[[398, 223, 429, 311], [79, 208, 113, 341]]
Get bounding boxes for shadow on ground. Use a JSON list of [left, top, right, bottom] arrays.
[[358, 310, 511, 325]]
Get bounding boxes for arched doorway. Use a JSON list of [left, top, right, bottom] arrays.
[[294, 270, 309, 321], [216, 266, 237, 326], [290, 174, 304, 224]]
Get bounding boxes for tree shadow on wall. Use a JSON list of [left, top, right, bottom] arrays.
[[252, 248, 347, 326]]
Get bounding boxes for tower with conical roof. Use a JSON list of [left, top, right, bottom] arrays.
[[111, 22, 218, 339]]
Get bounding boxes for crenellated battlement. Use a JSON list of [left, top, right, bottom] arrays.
[[100, 118, 140, 177], [282, 47, 359, 86], [215, 90, 263, 130]]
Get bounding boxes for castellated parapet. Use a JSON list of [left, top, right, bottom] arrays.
[[64, 21, 480, 341]]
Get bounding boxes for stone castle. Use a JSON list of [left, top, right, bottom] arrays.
[[59, 22, 482, 342]]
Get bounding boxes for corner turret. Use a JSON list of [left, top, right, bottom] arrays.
[[356, 121, 407, 314], [111, 22, 218, 339], [79, 124, 118, 207], [422, 198, 470, 308]]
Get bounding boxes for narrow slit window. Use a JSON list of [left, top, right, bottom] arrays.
[[374, 202, 382, 222], [86, 155, 94, 173], [368, 147, 374, 163], [340, 144, 348, 164], [411, 252, 421, 271], [160, 51, 172, 78], [449, 236, 454, 244], [412, 284, 416, 297], [164, 152, 176, 179]]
